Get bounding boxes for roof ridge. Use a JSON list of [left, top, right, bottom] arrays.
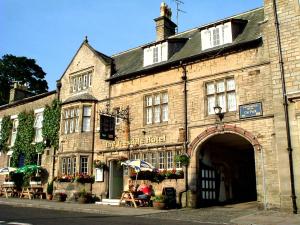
[[111, 7, 263, 58]]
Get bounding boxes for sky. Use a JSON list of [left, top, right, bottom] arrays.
[[0, 0, 263, 91]]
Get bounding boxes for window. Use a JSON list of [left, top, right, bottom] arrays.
[[70, 71, 92, 93], [142, 153, 148, 162], [82, 106, 91, 132], [175, 150, 182, 169], [63, 107, 79, 134], [61, 157, 76, 175], [153, 46, 159, 63], [145, 92, 168, 125], [132, 153, 139, 160], [150, 153, 156, 168], [143, 42, 168, 67], [11, 118, 18, 146], [166, 151, 173, 169], [201, 22, 233, 50], [80, 156, 88, 174], [206, 78, 236, 115], [34, 110, 44, 143], [159, 152, 165, 169]]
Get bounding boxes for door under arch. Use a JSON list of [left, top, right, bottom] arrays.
[[197, 133, 257, 207]]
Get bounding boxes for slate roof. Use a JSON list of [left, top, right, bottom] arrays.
[[108, 7, 264, 82], [62, 93, 98, 104]]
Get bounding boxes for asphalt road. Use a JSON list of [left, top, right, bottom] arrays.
[[0, 205, 225, 225]]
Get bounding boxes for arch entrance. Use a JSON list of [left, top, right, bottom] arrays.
[[195, 132, 257, 207]]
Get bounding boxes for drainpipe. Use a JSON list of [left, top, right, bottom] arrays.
[[90, 102, 96, 192], [180, 61, 189, 207], [272, 0, 297, 214]]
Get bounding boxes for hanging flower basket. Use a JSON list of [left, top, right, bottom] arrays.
[[93, 160, 108, 170], [174, 154, 190, 166]]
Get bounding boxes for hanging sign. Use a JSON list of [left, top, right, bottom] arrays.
[[239, 102, 263, 119], [100, 114, 115, 140]]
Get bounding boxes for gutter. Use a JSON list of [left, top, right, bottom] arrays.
[[272, 0, 297, 214]]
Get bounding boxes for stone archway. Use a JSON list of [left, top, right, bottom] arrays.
[[188, 124, 261, 207]]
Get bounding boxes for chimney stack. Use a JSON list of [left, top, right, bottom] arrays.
[[9, 82, 33, 103], [154, 2, 177, 41]]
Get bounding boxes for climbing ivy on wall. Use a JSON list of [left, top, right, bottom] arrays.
[[42, 99, 61, 150], [0, 116, 13, 153], [11, 111, 36, 167]]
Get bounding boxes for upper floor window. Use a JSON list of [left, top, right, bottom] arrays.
[[34, 109, 44, 143], [10, 117, 18, 146], [145, 92, 168, 125], [82, 106, 91, 132], [201, 22, 233, 50], [70, 71, 92, 93], [206, 78, 236, 115], [143, 42, 168, 67], [63, 107, 79, 134]]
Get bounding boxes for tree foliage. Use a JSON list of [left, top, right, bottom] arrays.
[[0, 54, 48, 105]]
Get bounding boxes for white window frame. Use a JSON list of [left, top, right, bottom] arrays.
[[82, 106, 92, 132], [61, 157, 76, 175], [206, 77, 236, 115], [145, 92, 168, 125], [166, 151, 173, 169], [10, 115, 18, 147], [159, 152, 165, 170], [80, 156, 88, 174], [34, 108, 44, 143], [63, 107, 79, 134], [70, 71, 93, 93]]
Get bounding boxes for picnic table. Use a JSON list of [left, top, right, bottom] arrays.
[[20, 185, 45, 199], [2, 182, 18, 198], [120, 191, 150, 208]]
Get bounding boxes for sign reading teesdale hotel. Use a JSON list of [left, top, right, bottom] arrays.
[[105, 135, 167, 148]]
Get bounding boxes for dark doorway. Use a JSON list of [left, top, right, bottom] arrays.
[[197, 133, 257, 207]]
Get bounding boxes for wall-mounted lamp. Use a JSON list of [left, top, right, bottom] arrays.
[[214, 105, 225, 122]]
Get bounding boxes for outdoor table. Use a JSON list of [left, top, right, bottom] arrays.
[[120, 191, 138, 208], [2, 183, 18, 198], [20, 185, 44, 199]]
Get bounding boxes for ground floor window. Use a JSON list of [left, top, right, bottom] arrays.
[[130, 149, 183, 170], [61, 157, 76, 175], [80, 156, 88, 174]]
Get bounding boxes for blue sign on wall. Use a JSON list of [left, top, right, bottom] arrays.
[[239, 102, 263, 119]]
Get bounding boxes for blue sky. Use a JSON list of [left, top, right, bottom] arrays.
[[0, 0, 262, 91]]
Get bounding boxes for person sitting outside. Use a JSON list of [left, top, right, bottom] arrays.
[[137, 182, 152, 206]]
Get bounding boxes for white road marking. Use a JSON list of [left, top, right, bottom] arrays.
[[7, 222, 32, 225]]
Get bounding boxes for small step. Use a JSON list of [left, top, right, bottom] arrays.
[[95, 199, 121, 206]]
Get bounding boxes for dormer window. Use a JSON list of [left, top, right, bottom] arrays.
[[201, 22, 234, 50], [143, 42, 168, 67]]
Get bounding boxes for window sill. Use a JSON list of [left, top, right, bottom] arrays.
[[144, 122, 168, 128]]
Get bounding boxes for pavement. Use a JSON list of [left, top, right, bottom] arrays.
[[0, 197, 299, 225]]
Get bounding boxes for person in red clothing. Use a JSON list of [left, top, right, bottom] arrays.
[[137, 182, 152, 206]]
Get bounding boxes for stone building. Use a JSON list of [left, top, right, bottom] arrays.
[[0, 84, 56, 179], [0, 0, 299, 212]]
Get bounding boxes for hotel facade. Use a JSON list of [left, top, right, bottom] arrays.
[[0, 0, 299, 212]]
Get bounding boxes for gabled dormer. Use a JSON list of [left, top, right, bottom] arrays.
[[200, 19, 247, 50]]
